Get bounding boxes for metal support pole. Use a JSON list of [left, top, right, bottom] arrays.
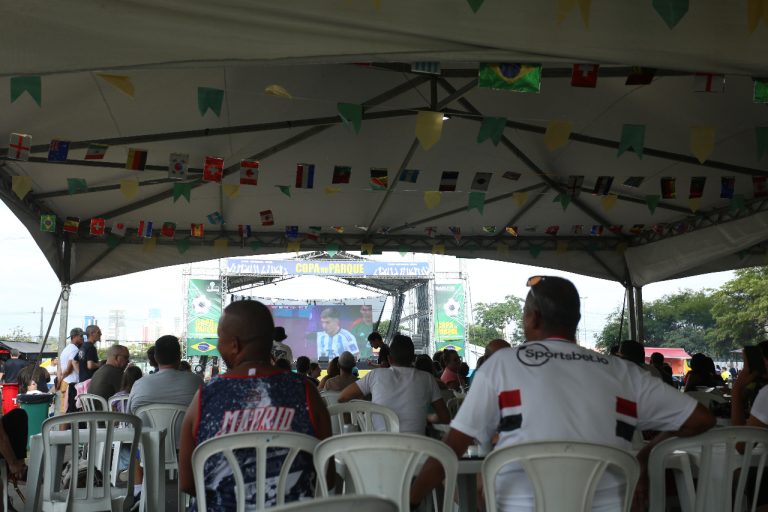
[[56, 285, 71, 354], [634, 287, 644, 342], [627, 286, 637, 342]]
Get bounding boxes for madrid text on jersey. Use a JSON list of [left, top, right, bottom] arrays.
[[216, 407, 296, 435], [516, 343, 609, 367]]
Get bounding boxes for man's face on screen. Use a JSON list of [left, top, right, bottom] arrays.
[[321, 316, 340, 335], [360, 306, 373, 324]]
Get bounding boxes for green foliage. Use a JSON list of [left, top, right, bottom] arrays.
[[0, 326, 33, 342], [709, 267, 768, 352], [376, 319, 391, 337], [467, 324, 503, 348], [473, 294, 525, 344]]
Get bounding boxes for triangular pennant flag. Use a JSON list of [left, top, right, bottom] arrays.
[[326, 244, 339, 257], [176, 238, 190, 254], [528, 244, 542, 258], [11, 175, 32, 199], [361, 243, 374, 255], [325, 186, 342, 195], [653, 0, 689, 29], [477, 117, 506, 145], [10, 76, 41, 106], [688, 197, 701, 212], [173, 183, 192, 203], [731, 194, 746, 212], [415, 111, 444, 150], [617, 124, 645, 158], [554, 193, 571, 210], [757, 127, 768, 160], [277, 185, 291, 197], [601, 194, 618, 211], [556, 0, 592, 27], [120, 179, 139, 199], [398, 245, 411, 256], [432, 244, 445, 255], [544, 120, 572, 150], [142, 236, 157, 253], [96, 74, 135, 97], [747, 0, 768, 32], [754, 79, 768, 103], [248, 241, 261, 251], [496, 243, 509, 255], [424, 191, 442, 209], [512, 191, 528, 208], [106, 233, 121, 249], [222, 184, 240, 198], [646, 194, 661, 214], [287, 240, 301, 253], [211, 238, 227, 256], [67, 178, 88, 195], [616, 242, 628, 255], [556, 241, 569, 254], [466, 0, 484, 12], [690, 126, 715, 163], [337, 103, 363, 133], [264, 84, 293, 99], [197, 87, 224, 116], [468, 191, 486, 213]]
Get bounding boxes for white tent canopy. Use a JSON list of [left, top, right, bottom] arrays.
[[1, 1, 768, 294]]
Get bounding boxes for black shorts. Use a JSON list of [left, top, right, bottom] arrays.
[[66, 382, 79, 413]]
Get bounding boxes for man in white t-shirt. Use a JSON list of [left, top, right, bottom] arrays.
[[411, 276, 715, 511], [59, 327, 85, 413], [338, 334, 450, 434]]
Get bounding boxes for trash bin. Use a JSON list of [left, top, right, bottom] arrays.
[[17, 393, 55, 449], [1, 383, 20, 415]]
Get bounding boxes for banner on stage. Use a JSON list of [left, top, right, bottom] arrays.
[[186, 279, 221, 356], [434, 282, 466, 354], [225, 259, 431, 278]]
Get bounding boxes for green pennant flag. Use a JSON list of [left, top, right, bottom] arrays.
[[465, 241, 479, 252], [173, 182, 192, 203], [10, 76, 42, 106], [337, 103, 363, 134], [652, 0, 689, 29], [176, 238, 190, 254], [730, 194, 746, 212], [277, 185, 291, 197], [468, 191, 486, 213], [197, 87, 225, 116], [754, 80, 768, 104], [398, 245, 411, 256], [326, 243, 339, 257], [67, 178, 88, 195], [106, 233, 122, 249], [248, 241, 261, 251], [646, 194, 660, 214], [617, 124, 645, 158], [528, 244, 542, 258], [587, 241, 599, 253], [477, 117, 506, 145], [466, 0, 484, 12], [554, 193, 571, 210], [757, 127, 768, 160]]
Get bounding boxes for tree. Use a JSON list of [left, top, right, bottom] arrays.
[[709, 267, 768, 354], [467, 324, 503, 348], [473, 294, 525, 344], [0, 326, 33, 342]]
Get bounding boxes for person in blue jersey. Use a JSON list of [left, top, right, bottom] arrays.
[[315, 307, 359, 359], [179, 300, 332, 510]]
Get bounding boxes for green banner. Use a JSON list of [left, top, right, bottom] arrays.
[[434, 282, 466, 354], [186, 279, 221, 356]]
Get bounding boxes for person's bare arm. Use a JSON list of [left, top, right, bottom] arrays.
[[178, 390, 201, 496], [410, 428, 473, 506], [731, 364, 756, 427], [62, 359, 76, 378], [337, 383, 364, 403], [431, 399, 451, 424], [0, 422, 24, 478], [87, 360, 99, 370]]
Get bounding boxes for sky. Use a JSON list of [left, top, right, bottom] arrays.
[[0, 201, 737, 349]]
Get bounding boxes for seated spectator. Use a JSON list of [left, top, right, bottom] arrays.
[[89, 345, 130, 401], [484, 339, 511, 358], [296, 356, 318, 386], [109, 366, 143, 412], [649, 352, 676, 387], [17, 362, 50, 394], [339, 334, 450, 434], [309, 362, 322, 384], [439, 349, 465, 391], [274, 358, 292, 372], [617, 340, 663, 379], [179, 300, 331, 509], [685, 353, 724, 391], [415, 354, 447, 390], [146, 346, 158, 374], [0, 408, 27, 510], [178, 360, 192, 372], [318, 357, 339, 390], [323, 352, 359, 391]]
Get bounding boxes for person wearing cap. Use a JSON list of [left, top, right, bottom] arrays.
[[410, 276, 715, 510], [323, 351, 359, 392], [60, 327, 85, 413], [271, 326, 294, 366]]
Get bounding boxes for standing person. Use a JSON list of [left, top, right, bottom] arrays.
[[179, 300, 332, 510], [272, 326, 294, 366], [410, 276, 715, 510], [76, 325, 101, 382], [88, 345, 130, 401], [60, 328, 85, 413], [0, 350, 27, 384], [367, 331, 390, 368], [315, 308, 359, 359]]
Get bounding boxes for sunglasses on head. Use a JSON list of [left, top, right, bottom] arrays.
[[526, 276, 548, 307]]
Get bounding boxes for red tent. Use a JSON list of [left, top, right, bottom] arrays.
[[644, 347, 690, 376]]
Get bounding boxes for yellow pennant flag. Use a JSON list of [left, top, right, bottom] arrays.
[[432, 244, 445, 255], [11, 175, 32, 199], [223, 184, 240, 198], [688, 197, 701, 213], [616, 242, 628, 255], [496, 243, 509, 255], [747, 0, 768, 32], [214, 238, 229, 255], [265, 84, 293, 99], [601, 194, 618, 211], [556, 0, 591, 27], [544, 120, 573, 150], [424, 191, 442, 209], [120, 179, 139, 199], [690, 126, 715, 164], [96, 74, 135, 98], [361, 243, 374, 255], [415, 111, 444, 150], [556, 241, 569, 254], [142, 236, 157, 253], [325, 186, 341, 195], [287, 240, 301, 252], [512, 191, 528, 208]]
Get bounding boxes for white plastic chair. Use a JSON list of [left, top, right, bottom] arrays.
[[79, 393, 108, 412], [327, 401, 400, 435], [314, 432, 458, 512], [649, 426, 768, 512], [271, 494, 398, 511], [108, 395, 129, 413], [481, 441, 640, 512], [134, 403, 188, 478], [39, 412, 141, 512], [191, 431, 319, 511], [320, 390, 341, 406]]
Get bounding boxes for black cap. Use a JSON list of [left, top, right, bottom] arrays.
[[274, 326, 287, 342]]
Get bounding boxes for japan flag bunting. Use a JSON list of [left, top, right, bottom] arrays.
[[168, 153, 189, 179], [498, 389, 522, 432], [615, 396, 638, 442], [137, 220, 153, 238], [203, 156, 224, 183], [260, 209, 274, 226], [89, 218, 106, 236], [111, 221, 127, 237], [8, 133, 31, 161], [295, 163, 315, 189], [240, 160, 259, 186], [471, 172, 492, 191], [571, 64, 599, 88]]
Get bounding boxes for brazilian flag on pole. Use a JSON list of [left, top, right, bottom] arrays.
[[478, 63, 542, 93]]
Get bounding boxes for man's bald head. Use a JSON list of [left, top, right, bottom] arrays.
[[220, 300, 275, 348], [485, 338, 511, 357]]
